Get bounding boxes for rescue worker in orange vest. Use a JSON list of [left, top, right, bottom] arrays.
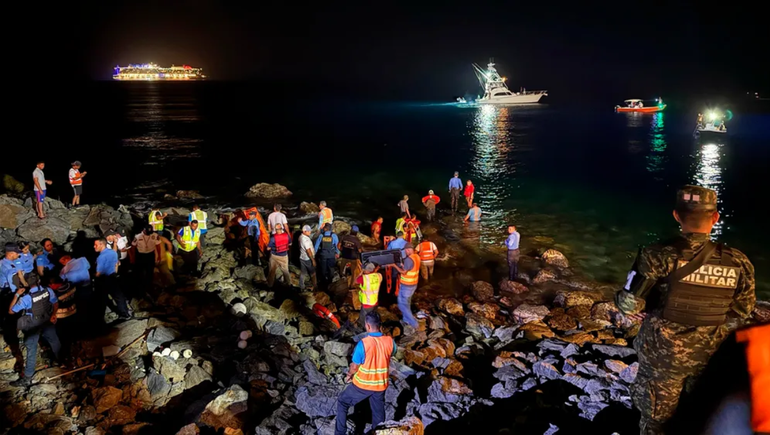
[[335, 311, 396, 435], [355, 263, 382, 328], [318, 201, 333, 234], [415, 237, 438, 281], [392, 245, 420, 329], [421, 190, 440, 222], [68, 161, 86, 207], [266, 223, 292, 288]]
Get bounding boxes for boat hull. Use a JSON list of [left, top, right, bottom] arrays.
[[478, 92, 546, 104], [697, 128, 727, 134], [615, 104, 666, 113]]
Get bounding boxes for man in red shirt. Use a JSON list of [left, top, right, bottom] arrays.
[[370, 217, 383, 245]]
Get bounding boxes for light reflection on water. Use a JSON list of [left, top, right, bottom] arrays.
[[645, 112, 667, 179], [692, 142, 725, 238]]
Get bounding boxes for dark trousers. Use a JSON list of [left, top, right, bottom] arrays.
[[136, 252, 156, 291], [179, 249, 199, 276], [507, 249, 520, 281], [450, 188, 460, 210], [96, 274, 130, 318], [319, 255, 336, 286], [23, 323, 61, 378], [335, 384, 386, 435], [426, 207, 436, 221]]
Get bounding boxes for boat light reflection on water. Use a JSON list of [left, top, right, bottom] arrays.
[[645, 112, 667, 179], [693, 143, 725, 238]]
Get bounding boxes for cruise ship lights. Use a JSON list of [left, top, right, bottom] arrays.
[[113, 63, 205, 80]]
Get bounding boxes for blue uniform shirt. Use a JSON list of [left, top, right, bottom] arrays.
[[61, 257, 91, 284], [352, 332, 398, 364], [0, 258, 20, 290], [449, 177, 463, 190], [239, 218, 261, 238], [96, 249, 119, 276], [15, 253, 35, 274], [11, 286, 58, 315], [387, 237, 408, 258], [314, 232, 340, 255], [465, 207, 481, 222], [505, 232, 520, 250], [36, 251, 55, 271]]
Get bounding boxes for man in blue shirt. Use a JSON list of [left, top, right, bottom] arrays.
[[464, 203, 482, 223], [386, 231, 408, 258], [94, 238, 130, 321], [505, 226, 521, 281], [60, 256, 91, 287], [36, 238, 57, 277], [238, 211, 262, 265], [8, 273, 61, 387], [314, 223, 339, 288], [1, 243, 23, 292], [448, 171, 463, 212]]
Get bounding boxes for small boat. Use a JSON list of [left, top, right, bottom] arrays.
[[456, 97, 467, 104], [472, 59, 547, 105], [696, 122, 727, 134], [694, 111, 728, 137], [615, 98, 666, 113]]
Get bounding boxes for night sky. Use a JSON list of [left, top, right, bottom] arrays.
[[78, 2, 766, 99]]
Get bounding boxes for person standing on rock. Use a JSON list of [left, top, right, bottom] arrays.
[[397, 195, 411, 218], [238, 210, 262, 265], [266, 223, 292, 287], [370, 217, 383, 245], [318, 201, 333, 234], [338, 226, 363, 289], [267, 203, 288, 235], [94, 238, 131, 321], [298, 225, 317, 291], [8, 273, 61, 388], [32, 161, 52, 219], [68, 161, 86, 208], [176, 221, 202, 277], [464, 180, 475, 208], [355, 263, 382, 328], [614, 185, 756, 435], [189, 205, 208, 248], [416, 237, 438, 281], [335, 311, 396, 435], [421, 190, 440, 222], [314, 223, 339, 287], [505, 226, 521, 281], [132, 225, 160, 291], [448, 171, 462, 212], [393, 245, 421, 330]]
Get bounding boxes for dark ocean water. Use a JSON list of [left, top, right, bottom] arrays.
[[5, 82, 769, 297]]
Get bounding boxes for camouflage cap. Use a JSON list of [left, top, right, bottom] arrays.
[[676, 185, 717, 211]]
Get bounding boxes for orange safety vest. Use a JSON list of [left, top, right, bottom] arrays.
[[319, 207, 333, 224], [417, 241, 437, 262], [736, 323, 770, 433], [69, 169, 82, 186], [399, 254, 420, 286], [352, 335, 394, 391]]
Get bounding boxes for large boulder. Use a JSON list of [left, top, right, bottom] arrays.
[[541, 249, 569, 268], [244, 183, 292, 199], [2, 175, 24, 194], [0, 203, 29, 229], [470, 281, 495, 302], [17, 216, 70, 244], [374, 416, 425, 435]]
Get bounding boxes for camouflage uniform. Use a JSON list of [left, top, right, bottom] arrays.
[[615, 186, 756, 435]]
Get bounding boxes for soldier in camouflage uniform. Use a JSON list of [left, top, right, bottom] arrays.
[[615, 185, 756, 435]]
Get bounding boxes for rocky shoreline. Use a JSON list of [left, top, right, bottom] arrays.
[[1, 184, 768, 435]]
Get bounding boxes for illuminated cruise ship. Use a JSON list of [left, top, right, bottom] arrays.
[[112, 63, 206, 80]]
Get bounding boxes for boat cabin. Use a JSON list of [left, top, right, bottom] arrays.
[[624, 99, 643, 108]]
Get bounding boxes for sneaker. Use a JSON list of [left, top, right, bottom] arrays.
[[10, 377, 31, 388]]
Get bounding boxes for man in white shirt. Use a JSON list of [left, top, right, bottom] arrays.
[[32, 161, 52, 219], [298, 225, 316, 291], [132, 225, 160, 290], [267, 204, 289, 235]]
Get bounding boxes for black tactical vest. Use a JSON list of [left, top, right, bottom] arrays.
[[320, 233, 335, 256], [17, 286, 54, 332], [663, 242, 741, 326]]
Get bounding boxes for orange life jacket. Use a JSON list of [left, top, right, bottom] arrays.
[[736, 323, 770, 433], [352, 335, 394, 391], [418, 241, 437, 262], [319, 207, 333, 224], [399, 254, 420, 286], [69, 169, 82, 186]]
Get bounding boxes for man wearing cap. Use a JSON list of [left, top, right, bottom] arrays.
[[338, 226, 363, 289], [1, 243, 24, 293], [314, 223, 340, 287], [298, 225, 317, 291], [238, 210, 262, 265], [448, 171, 462, 212], [68, 161, 87, 207], [615, 185, 756, 435], [421, 190, 441, 222], [266, 223, 292, 288], [94, 238, 131, 321]]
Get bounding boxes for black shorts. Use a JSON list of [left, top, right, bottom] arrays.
[[72, 185, 83, 196]]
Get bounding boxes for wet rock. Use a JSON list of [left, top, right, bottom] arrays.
[[619, 362, 639, 383], [146, 371, 171, 402], [198, 385, 249, 430], [176, 190, 204, 199], [147, 325, 181, 352], [374, 416, 424, 434], [546, 308, 577, 331], [185, 365, 213, 389], [295, 384, 344, 417], [0, 202, 29, 229], [604, 359, 628, 374], [467, 301, 500, 321], [532, 361, 561, 380], [575, 395, 609, 421], [299, 201, 320, 214], [518, 321, 556, 340], [176, 423, 200, 435], [592, 344, 636, 359], [499, 279, 529, 295], [92, 386, 123, 413], [591, 302, 622, 324], [559, 331, 596, 346], [532, 268, 558, 284], [553, 290, 604, 309], [17, 215, 71, 244], [465, 312, 495, 339], [245, 182, 292, 198], [2, 176, 24, 194], [544, 423, 560, 435], [105, 405, 136, 426], [324, 341, 353, 367], [471, 281, 495, 302], [436, 298, 464, 316], [541, 249, 569, 268], [512, 304, 550, 324]]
